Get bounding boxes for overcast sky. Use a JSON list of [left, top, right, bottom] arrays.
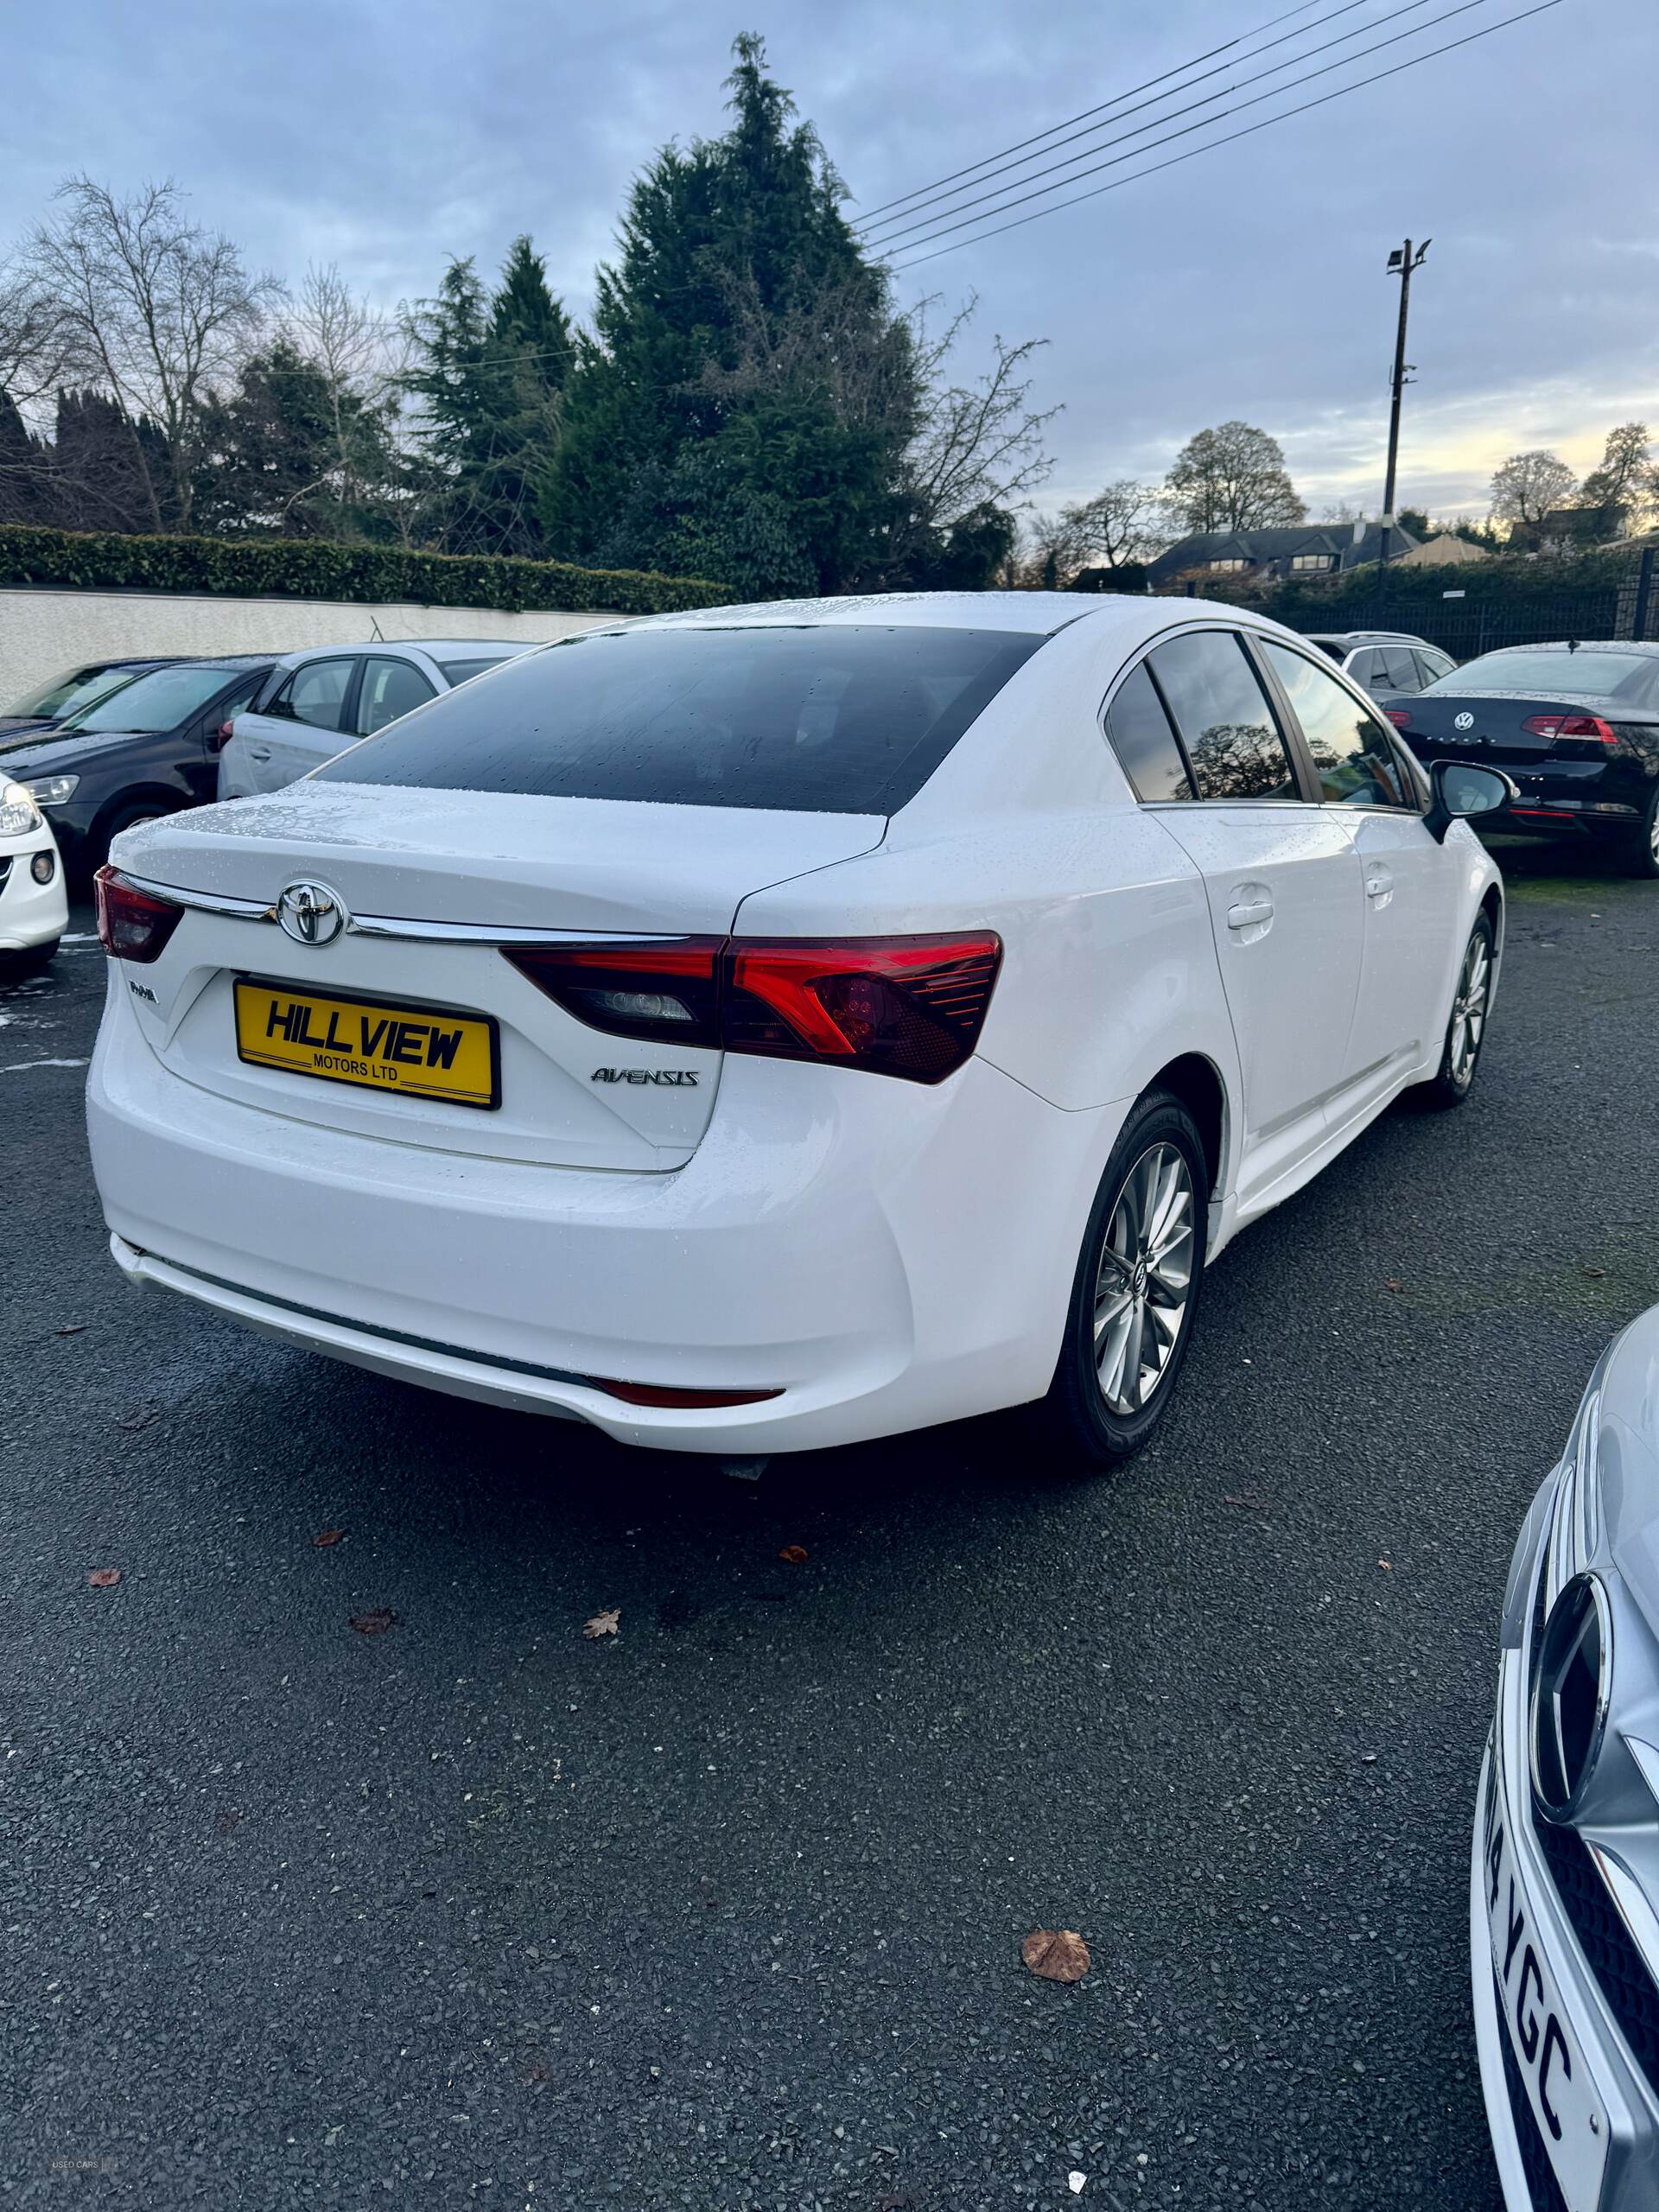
[[4, 0, 1654, 524]]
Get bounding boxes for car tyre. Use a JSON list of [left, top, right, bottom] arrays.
[[0, 938, 59, 980], [92, 798, 173, 876], [1411, 912, 1495, 1109], [1032, 1088, 1209, 1468], [1623, 787, 1659, 880]]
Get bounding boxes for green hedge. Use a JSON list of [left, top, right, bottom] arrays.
[[0, 524, 732, 617], [1188, 544, 1647, 631]]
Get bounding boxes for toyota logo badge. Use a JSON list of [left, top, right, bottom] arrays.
[[276, 881, 347, 946]]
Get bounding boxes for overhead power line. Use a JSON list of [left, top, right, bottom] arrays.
[[860, 0, 1439, 252], [852, 0, 1333, 231], [879, 0, 1561, 272]]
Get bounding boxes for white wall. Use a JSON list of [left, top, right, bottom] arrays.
[[0, 588, 619, 705]]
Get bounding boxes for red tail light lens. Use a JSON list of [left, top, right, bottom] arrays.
[[505, 931, 1003, 1084], [94, 866, 184, 963], [1384, 708, 1412, 728], [1523, 713, 1618, 745], [726, 935, 1002, 1083]]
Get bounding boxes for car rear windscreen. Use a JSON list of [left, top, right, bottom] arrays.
[[316, 624, 1045, 813], [1429, 650, 1657, 702]]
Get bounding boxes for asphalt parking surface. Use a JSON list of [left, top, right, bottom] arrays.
[[4, 843, 1658, 2211]]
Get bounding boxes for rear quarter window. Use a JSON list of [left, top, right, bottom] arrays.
[[316, 625, 1045, 814]]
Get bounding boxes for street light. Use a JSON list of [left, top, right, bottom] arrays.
[[1380, 238, 1431, 570]]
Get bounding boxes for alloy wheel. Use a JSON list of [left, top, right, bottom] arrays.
[[1092, 1141, 1196, 1415], [1448, 931, 1491, 1086]]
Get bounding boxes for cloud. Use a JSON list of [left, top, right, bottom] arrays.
[[2, 0, 1651, 523]]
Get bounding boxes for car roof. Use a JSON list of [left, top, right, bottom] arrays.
[[625, 589, 1341, 642], [1305, 630, 1429, 647], [634, 590, 1108, 638], [135, 654, 273, 671], [1465, 639, 1659, 658], [270, 638, 528, 669]]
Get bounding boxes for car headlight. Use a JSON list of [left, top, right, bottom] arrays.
[[0, 779, 43, 836], [22, 774, 79, 808]]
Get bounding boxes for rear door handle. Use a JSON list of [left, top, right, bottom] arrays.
[[247, 747, 271, 762], [1227, 896, 1274, 931], [1364, 865, 1395, 899]]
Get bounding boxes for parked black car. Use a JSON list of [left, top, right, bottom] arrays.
[[1380, 640, 1659, 877], [0, 656, 276, 878], [0, 656, 181, 742]]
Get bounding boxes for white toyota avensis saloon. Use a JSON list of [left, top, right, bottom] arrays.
[[87, 593, 1512, 1466]]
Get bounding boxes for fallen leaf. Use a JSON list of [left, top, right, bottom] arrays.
[[313, 1529, 345, 1548], [1582, 1266, 1608, 1280], [1021, 1928, 1090, 1983], [778, 1544, 809, 1565], [582, 1608, 620, 1639], [1378, 1557, 1393, 1572], [86, 1567, 121, 1589], [1383, 1278, 1402, 1293], [114, 1405, 159, 1432], [349, 1607, 397, 1635], [54, 1323, 87, 1337]]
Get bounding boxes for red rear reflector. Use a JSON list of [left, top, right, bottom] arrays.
[[1522, 713, 1618, 745], [94, 866, 184, 963], [1511, 807, 1573, 821], [586, 1376, 784, 1408], [1384, 708, 1411, 728], [505, 931, 1003, 1084]]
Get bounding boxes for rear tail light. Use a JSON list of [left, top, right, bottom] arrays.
[[505, 931, 1003, 1084], [94, 866, 184, 963], [1522, 713, 1618, 746], [504, 939, 723, 1047], [1383, 708, 1412, 728], [210, 720, 236, 753]]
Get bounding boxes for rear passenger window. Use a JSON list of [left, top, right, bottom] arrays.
[[358, 656, 436, 735], [277, 658, 354, 733], [1147, 631, 1299, 802], [1104, 662, 1194, 803], [1346, 649, 1382, 689], [1377, 647, 1421, 692]]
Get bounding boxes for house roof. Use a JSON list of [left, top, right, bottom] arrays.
[[1147, 520, 1416, 582], [1394, 531, 1491, 566]]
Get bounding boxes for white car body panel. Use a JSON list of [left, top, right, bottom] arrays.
[[0, 801, 68, 952], [88, 590, 1503, 1453]]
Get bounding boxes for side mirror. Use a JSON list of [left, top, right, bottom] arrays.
[[1423, 759, 1516, 844]]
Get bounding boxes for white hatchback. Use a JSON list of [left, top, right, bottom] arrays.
[[89, 594, 1510, 1465], [0, 779, 68, 969], [216, 638, 533, 799]]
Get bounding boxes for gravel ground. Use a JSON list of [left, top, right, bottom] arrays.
[[3, 842, 1656, 2211]]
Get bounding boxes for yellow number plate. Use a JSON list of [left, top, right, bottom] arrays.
[[233, 978, 499, 1109]]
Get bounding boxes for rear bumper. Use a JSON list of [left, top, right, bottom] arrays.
[[0, 830, 68, 951], [89, 977, 1128, 1453]]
